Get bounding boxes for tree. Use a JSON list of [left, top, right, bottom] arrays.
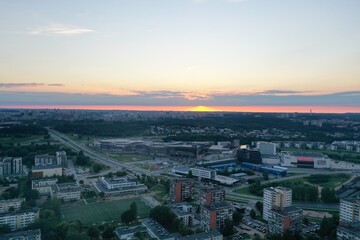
[[87, 225, 100, 239], [92, 164, 102, 173], [255, 201, 263, 214], [321, 187, 338, 203], [250, 209, 256, 219], [232, 212, 243, 225], [102, 226, 115, 239], [0, 224, 11, 234], [303, 217, 309, 225], [262, 171, 269, 180], [121, 209, 136, 225], [220, 219, 234, 236], [130, 201, 138, 217]]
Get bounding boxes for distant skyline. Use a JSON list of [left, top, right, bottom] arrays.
[[0, 0, 359, 112]]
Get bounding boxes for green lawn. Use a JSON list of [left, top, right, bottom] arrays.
[[234, 187, 253, 195], [151, 184, 168, 203], [61, 198, 150, 225]]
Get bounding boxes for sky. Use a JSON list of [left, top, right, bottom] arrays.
[[0, 0, 360, 113]]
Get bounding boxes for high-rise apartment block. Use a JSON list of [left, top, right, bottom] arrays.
[[199, 186, 225, 206], [201, 202, 233, 231], [0, 157, 23, 177], [337, 198, 360, 240], [263, 187, 292, 221], [267, 206, 303, 235], [339, 198, 360, 224], [169, 178, 194, 203]]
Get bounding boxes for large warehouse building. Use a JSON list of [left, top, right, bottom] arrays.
[[280, 151, 330, 168]]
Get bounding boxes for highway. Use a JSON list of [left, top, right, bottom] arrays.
[[48, 128, 155, 176]]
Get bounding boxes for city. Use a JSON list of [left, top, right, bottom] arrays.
[[0, 110, 360, 240], [1, 1, 360, 240]]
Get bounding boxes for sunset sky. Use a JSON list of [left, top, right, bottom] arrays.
[[0, 0, 359, 112]]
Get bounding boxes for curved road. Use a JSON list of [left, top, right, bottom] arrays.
[[48, 128, 154, 176]]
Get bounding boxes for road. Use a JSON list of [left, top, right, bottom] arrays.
[[48, 128, 155, 176]]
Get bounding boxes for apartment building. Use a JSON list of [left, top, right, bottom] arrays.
[[169, 178, 194, 203], [339, 198, 360, 224], [198, 186, 225, 206], [0, 208, 39, 231], [267, 206, 303, 235], [0, 157, 23, 177], [0, 229, 41, 240], [168, 203, 194, 227], [0, 198, 25, 213], [201, 202, 233, 231], [263, 187, 292, 221], [338, 197, 360, 240], [177, 230, 223, 240]]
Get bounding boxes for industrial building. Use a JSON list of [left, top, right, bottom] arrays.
[[190, 167, 216, 180], [237, 149, 262, 164], [280, 151, 330, 168], [240, 162, 287, 177], [256, 142, 277, 155]]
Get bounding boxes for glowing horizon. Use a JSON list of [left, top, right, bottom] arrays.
[[1, 105, 360, 114]]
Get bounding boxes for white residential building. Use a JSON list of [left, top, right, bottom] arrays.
[[0, 198, 25, 213], [0, 208, 39, 231], [263, 187, 292, 221]]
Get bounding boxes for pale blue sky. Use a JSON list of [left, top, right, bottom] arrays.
[[0, 0, 359, 110]]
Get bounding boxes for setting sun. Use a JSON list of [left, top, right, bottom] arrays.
[[189, 106, 217, 112]]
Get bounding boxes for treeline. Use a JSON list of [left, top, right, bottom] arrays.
[[248, 180, 339, 203], [53, 121, 151, 137], [0, 142, 76, 167], [0, 124, 48, 138]]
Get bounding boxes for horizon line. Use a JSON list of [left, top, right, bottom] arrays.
[[1, 105, 360, 114]]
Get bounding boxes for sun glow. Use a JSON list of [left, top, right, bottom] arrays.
[[189, 106, 217, 112]]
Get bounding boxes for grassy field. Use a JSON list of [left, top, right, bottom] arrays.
[[61, 198, 150, 225], [0, 135, 44, 145], [304, 173, 351, 189], [109, 154, 152, 163], [151, 184, 168, 203]]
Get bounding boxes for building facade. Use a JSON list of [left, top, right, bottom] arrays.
[[201, 202, 233, 231], [32, 178, 58, 195], [51, 182, 82, 201], [0, 208, 39, 231], [263, 187, 292, 221], [267, 206, 303, 235], [0, 198, 25, 213], [0, 157, 23, 177], [198, 186, 225, 207], [0, 229, 41, 240], [169, 178, 194, 203]]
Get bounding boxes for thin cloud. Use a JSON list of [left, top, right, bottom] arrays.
[[258, 90, 311, 95], [29, 24, 94, 36], [0, 83, 64, 88]]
